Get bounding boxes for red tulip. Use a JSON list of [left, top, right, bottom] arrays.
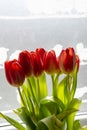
[[30, 51, 43, 77], [36, 48, 46, 67], [59, 47, 76, 74], [44, 50, 60, 74], [4, 59, 25, 87], [18, 50, 32, 77]]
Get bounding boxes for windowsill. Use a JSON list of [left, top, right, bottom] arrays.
[[76, 113, 87, 126], [0, 14, 87, 20], [0, 125, 16, 130]]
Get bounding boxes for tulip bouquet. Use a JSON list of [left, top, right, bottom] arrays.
[[0, 47, 87, 130]]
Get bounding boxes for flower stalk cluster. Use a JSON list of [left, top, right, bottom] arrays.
[[0, 47, 87, 130]]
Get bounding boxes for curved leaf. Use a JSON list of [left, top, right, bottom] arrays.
[[56, 108, 78, 120], [0, 112, 26, 130], [37, 115, 63, 130], [14, 107, 36, 130]]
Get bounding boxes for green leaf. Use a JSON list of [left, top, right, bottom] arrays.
[[24, 77, 39, 117], [39, 96, 65, 116], [21, 84, 34, 113], [0, 112, 26, 130], [26, 73, 48, 103], [56, 108, 77, 120], [40, 105, 51, 118], [52, 97, 65, 110], [26, 77, 37, 102], [73, 120, 84, 130], [14, 107, 36, 130], [83, 126, 87, 130], [55, 76, 68, 105], [27, 76, 37, 99], [70, 67, 78, 99], [39, 98, 59, 118], [67, 98, 82, 130], [67, 98, 82, 109], [36, 121, 48, 130], [37, 115, 63, 130], [38, 72, 48, 100]]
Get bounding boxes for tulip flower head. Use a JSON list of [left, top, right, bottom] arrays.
[[59, 47, 76, 74], [44, 50, 60, 74], [4, 59, 25, 87], [30, 51, 43, 77], [36, 48, 46, 67], [18, 50, 33, 77]]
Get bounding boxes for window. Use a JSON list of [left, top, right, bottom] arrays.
[[0, 0, 87, 129]]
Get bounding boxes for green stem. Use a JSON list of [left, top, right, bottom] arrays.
[[37, 78, 40, 102], [27, 78, 36, 100], [66, 74, 74, 130], [17, 87, 26, 107], [27, 78, 39, 118], [51, 74, 55, 96], [67, 74, 71, 103], [51, 74, 59, 97], [71, 72, 77, 99], [66, 75, 71, 130]]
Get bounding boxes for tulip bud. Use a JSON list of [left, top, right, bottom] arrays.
[[4, 60, 25, 87], [59, 47, 76, 74], [30, 51, 43, 77], [44, 50, 60, 74], [18, 50, 32, 77]]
